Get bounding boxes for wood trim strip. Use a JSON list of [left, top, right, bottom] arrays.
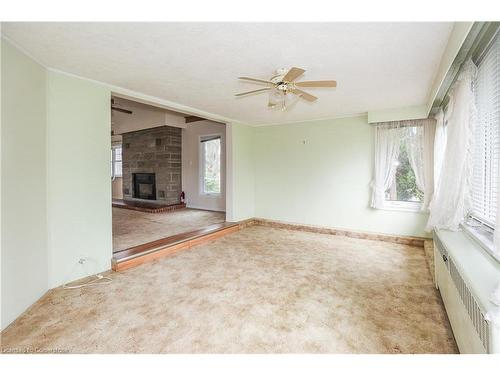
[[112, 223, 239, 272], [113, 222, 237, 260], [244, 218, 426, 247]]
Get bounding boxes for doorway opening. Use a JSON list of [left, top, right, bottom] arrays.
[[110, 95, 228, 255]]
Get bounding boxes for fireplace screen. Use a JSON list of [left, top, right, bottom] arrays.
[[133, 173, 156, 200]]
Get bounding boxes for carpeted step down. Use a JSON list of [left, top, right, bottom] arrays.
[[111, 222, 239, 271]]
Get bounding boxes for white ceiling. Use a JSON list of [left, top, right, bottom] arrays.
[[2, 22, 453, 125]]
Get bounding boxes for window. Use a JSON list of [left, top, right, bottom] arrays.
[[112, 145, 123, 178], [466, 34, 499, 253], [385, 134, 423, 202], [200, 136, 221, 195], [384, 126, 423, 211], [471, 34, 500, 229]]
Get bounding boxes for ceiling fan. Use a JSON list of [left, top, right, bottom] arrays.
[[235, 67, 337, 110], [111, 98, 133, 114]]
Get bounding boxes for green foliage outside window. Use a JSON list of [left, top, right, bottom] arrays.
[[391, 143, 423, 202]]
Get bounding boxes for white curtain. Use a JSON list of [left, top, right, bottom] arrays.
[[433, 108, 447, 190], [406, 119, 436, 211], [371, 124, 401, 209], [426, 60, 477, 231]]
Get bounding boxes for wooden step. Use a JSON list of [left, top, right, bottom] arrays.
[[111, 222, 239, 271]]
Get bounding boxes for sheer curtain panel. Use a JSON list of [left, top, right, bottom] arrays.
[[426, 60, 477, 231], [370, 124, 401, 209]]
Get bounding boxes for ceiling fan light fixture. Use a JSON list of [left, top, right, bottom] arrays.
[[268, 89, 283, 108], [236, 67, 337, 111]]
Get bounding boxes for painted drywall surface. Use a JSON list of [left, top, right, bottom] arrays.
[[226, 122, 255, 222], [426, 22, 473, 113], [47, 71, 112, 288], [1, 39, 48, 329], [182, 121, 226, 211], [111, 97, 186, 135], [254, 116, 430, 238]]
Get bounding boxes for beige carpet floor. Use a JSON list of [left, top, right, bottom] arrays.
[[112, 207, 225, 251], [1, 226, 457, 354]]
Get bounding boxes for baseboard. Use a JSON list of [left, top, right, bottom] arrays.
[[241, 217, 426, 247]]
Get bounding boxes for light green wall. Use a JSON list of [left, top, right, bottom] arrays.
[[1, 39, 48, 329], [227, 122, 255, 222], [1, 35, 441, 328], [47, 71, 112, 288], [254, 116, 430, 238]]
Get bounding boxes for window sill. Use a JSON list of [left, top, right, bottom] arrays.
[[378, 201, 424, 213], [201, 193, 221, 197], [462, 223, 500, 264]]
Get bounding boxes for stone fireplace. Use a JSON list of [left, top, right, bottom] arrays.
[[122, 126, 182, 205], [133, 173, 156, 200]]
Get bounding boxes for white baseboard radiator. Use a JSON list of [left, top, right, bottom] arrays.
[[434, 230, 500, 353]]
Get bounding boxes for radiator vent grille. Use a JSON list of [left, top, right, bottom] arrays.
[[448, 257, 490, 352]]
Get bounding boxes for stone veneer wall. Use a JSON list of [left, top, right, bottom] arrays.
[[122, 126, 182, 205]]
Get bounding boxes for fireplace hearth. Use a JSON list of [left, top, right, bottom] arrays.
[[133, 173, 156, 200]]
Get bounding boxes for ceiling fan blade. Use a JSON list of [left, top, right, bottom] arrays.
[[290, 88, 318, 102], [238, 77, 274, 85], [295, 80, 337, 88], [111, 106, 133, 114], [283, 67, 305, 82], [235, 88, 271, 97]]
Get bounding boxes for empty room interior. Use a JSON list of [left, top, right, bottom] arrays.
[[2, 21, 500, 356], [110, 96, 227, 254]]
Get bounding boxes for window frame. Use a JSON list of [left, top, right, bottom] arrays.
[[381, 124, 424, 213], [111, 144, 123, 178], [462, 217, 500, 263], [380, 200, 422, 213], [199, 134, 222, 196]]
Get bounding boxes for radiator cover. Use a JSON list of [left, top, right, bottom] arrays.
[[434, 231, 499, 353]]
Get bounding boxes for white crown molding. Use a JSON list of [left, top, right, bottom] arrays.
[[2, 32, 239, 125], [3, 22, 458, 128], [46, 67, 240, 125], [1, 34, 49, 69], [43, 64, 372, 128]]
